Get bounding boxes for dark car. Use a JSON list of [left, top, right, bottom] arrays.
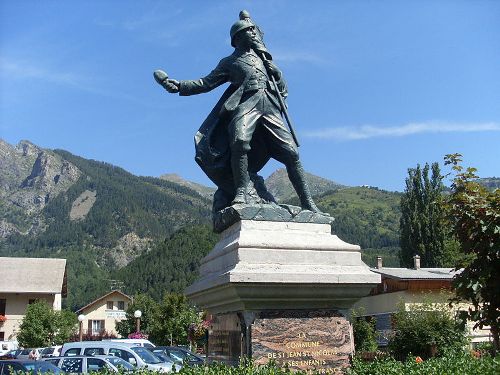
[[0, 360, 62, 374], [152, 346, 204, 366], [0, 350, 22, 360]]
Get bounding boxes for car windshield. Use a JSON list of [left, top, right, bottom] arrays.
[[106, 357, 135, 370], [41, 348, 54, 355], [131, 347, 162, 364]]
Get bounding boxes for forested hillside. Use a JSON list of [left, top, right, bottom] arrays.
[[113, 225, 218, 301], [307, 186, 402, 267]]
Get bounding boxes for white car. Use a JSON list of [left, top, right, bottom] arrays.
[[44, 355, 135, 373], [60, 341, 176, 372]]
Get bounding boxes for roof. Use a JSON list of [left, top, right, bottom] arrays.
[[0, 257, 67, 296], [76, 290, 132, 313], [370, 267, 460, 280]]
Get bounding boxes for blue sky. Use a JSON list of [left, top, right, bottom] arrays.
[[1, 0, 499, 191]]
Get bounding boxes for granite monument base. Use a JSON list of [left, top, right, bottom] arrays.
[[186, 219, 380, 373], [208, 310, 352, 373]]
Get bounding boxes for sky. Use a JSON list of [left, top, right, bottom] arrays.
[[1, 0, 499, 192]]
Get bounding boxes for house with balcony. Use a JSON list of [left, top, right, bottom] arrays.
[[76, 290, 132, 337], [0, 257, 67, 341]]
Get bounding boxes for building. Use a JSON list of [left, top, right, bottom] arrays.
[[351, 255, 491, 346], [76, 290, 132, 337], [0, 257, 67, 341]]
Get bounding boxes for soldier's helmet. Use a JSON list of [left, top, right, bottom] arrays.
[[230, 18, 254, 47]]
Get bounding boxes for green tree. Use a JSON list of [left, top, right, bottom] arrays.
[[400, 162, 455, 267], [389, 300, 468, 360], [116, 294, 159, 337], [116, 293, 199, 345], [351, 308, 378, 352], [150, 293, 200, 346], [445, 154, 500, 355], [17, 300, 77, 347]]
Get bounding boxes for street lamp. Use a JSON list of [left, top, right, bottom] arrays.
[[78, 314, 85, 342], [134, 310, 142, 332]]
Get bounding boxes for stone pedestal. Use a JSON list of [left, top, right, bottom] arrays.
[[186, 220, 380, 372]]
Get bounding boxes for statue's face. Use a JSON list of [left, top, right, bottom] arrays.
[[235, 26, 257, 49]]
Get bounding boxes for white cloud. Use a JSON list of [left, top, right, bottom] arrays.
[[0, 57, 147, 106], [304, 121, 500, 140], [0, 58, 81, 86]]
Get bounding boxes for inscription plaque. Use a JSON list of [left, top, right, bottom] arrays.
[[252, 310, 352, 373], [207, 313, 242, 365]]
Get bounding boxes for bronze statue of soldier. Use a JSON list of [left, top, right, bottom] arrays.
[[155, 11, 322, 216]]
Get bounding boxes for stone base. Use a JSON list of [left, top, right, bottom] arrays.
[[186, 220, 380, 313], [187, 219, 380, 372], [207, 310, 353, 373]]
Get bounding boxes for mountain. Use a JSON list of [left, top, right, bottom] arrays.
[[160, 173, 216, 200], [265, 168, 345, 202], [477, 177, 500, 191], [0, 139, 212, 309]]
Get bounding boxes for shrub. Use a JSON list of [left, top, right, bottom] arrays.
[[349, 351, 500, 375], [388, 300, 468, 359], [351, 309, 378, 352]]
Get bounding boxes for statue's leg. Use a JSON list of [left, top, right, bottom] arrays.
[[231, 146, 249, 204], [228, 105, 261, 205], [261, 115, 322, 213], [285, 156, 322, 213]]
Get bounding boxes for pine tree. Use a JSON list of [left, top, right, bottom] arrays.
[[399, 163, 448, 267]]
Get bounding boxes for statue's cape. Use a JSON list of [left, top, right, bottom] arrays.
[[194, 85, 271, 194]]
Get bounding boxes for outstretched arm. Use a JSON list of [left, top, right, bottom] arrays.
[[178, 60, 229, 96], [155, 59, 229, 96]]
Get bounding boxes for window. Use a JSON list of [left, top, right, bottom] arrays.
[[118, 301, 125, 310], [86, 358, 108, 372], [109, 348, 135, 364], [91, 320, 104, 335], [2, 362, 25, 374], [64, 348, 81, 356], [0, 332, 4, 341], [106, 301, 113, 310], [60, 358, 83, 373], [83, 347, 105, 356]]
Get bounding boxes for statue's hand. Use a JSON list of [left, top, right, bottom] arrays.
[[163, 79, 180, 93], [263, 60, 282, 80]]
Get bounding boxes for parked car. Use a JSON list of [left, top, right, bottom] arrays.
[[0, 350, 22, 360], [40, 346, 62, 358], [60, 341, 175, 372], [43, 355, 135, 373], [0, 342, 18, 357], [106, 339, 155, 348], [0, 359, 62, 374], [152, 346, 204, 366]]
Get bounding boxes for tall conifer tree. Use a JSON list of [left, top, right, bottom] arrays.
[[400, 163, 447, 267]]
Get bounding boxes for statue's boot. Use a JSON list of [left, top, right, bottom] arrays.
[[231, 153, 249, 204], [287, 159, 322, 213]]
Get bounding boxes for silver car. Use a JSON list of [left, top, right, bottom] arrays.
[[43, 355, 135, 373]]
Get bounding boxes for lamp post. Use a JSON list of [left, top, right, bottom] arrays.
[[134, 310, 142, 332], [78, 314, 85, 342]]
